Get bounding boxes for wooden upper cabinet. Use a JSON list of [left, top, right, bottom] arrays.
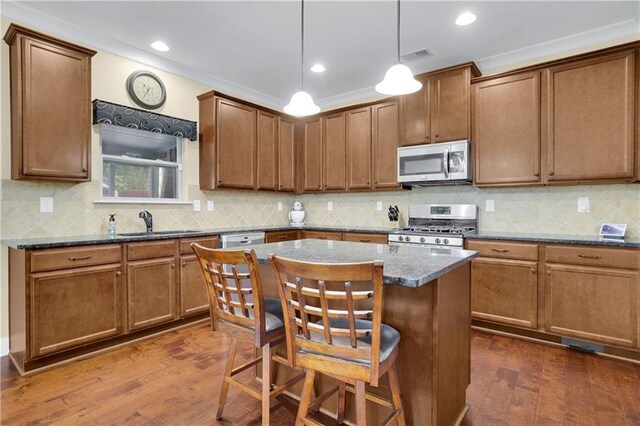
[[372, 101, 400, 189], [472, 72, 542, 186], [400, 74, 430, 146], [323, 112, 347, 190], [303, 117, 323, 191], [278, 117, 296, 192], [216, 97, 257, 189], [4, 24, 96, 182], [431, 67, 472, 143], [544, 50, 636, 183], [256, 110, 278, 190], [346, 107, 372, 189]]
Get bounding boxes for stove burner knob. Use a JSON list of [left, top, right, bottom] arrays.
[[398, 236, 404, 242], [443, 239, 449, 245], [435, 238, 441, 244], [420, 237, 425, 243], [405, 236, 411, 242]]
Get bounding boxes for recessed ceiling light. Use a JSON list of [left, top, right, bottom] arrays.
[[455, 12, 477, 26], [151, 41, 170, 52], [310, 64, 326, 73]]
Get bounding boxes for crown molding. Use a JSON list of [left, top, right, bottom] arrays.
[[0, 1, 287, 110]]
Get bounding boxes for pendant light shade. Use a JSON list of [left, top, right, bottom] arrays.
[[284, 0, 320, 117], [376, 0, 422, 96], [284, 91, 320, 116]]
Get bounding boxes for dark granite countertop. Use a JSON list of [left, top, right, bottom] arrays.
[[1, 225, 394, 250], [466, 231, 640, 248], [246, 239, 478, 288]]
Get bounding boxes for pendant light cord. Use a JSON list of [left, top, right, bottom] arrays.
[[301, 0, 305, 90], [396, 0, 401, 63]]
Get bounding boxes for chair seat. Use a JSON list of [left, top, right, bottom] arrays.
[[233, 298, 284, 333], [307, 318, 401, 365]]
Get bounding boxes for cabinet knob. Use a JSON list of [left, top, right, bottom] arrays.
[[116, 271, 121, 276], [182, 261, 187, 267], [530, 268, 536, 273], [548, 171, 554, 176], [534, 172, 540, 177], [82, 168, 87, 172], [546, 271, 551, 275], [171, 264, 175, 269], [435, 134, 439, 138], [367, 181, 370, 185]]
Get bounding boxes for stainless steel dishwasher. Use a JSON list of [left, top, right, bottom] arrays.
[[220, 232, 265, 301]]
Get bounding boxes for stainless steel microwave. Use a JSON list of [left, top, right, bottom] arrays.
[[397, 140, 472, 186]]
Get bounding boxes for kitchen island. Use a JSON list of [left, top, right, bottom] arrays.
[[248, 239, 478, 426]]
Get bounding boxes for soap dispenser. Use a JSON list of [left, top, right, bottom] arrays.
[[108, 214, 117, 237]]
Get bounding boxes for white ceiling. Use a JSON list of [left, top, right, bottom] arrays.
[[3, 1, 639, 111]]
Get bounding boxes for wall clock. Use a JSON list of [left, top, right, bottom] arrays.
[[126, 70, 166, 109]]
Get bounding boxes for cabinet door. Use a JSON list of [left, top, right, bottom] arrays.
[[266, 230, 300, 243], [372, 101, 400, 189], [303, 117, 323, 191], [20, 37, 92, 180], [127, 258, 177, 331], [30, 265, 122, 358], [179, 255, 209, 317], [544, 50, 635, 182], [545, 264, 638, 349], [346, 107, 372, 189], [473, 72, 542, 186], [278, 116, 296, 192], [471, 258, 538, 329], [302, 231, 342, 241], [323, 112, 347, 190], [431, 67, 471, 143], [400, 74, 430, 146], [216, 97, 256, 189], [256, 110, 278, 190]]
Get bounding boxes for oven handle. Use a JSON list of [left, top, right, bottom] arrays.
[[443, 149, 450, 179]]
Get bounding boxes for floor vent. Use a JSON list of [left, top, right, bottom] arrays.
[[561, 337, 604, 354], [400, 48, 433, 63]]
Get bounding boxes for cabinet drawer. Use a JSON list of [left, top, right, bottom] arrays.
[[466, 240, 538, 261], [266, 230, 300, 243], [127, 241, 176, 261], [30, 245, 122, 273], [180, 236, 220, 255], [302, 231, 343, 241], [342, 232, 388, 244], [546, 245, 639, 269]]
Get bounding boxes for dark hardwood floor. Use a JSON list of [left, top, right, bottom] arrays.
[[2, 324, 639, 425]]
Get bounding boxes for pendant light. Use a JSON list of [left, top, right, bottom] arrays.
[[375, 0, 422, 96], [284, 0, 320, 117]]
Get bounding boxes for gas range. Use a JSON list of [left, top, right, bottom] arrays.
[[388, 204, 477, 248]]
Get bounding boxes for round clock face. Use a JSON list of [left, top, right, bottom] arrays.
[[127, 71, 166, 109]]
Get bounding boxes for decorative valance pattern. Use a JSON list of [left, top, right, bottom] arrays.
[[92, 99, 198, 141]]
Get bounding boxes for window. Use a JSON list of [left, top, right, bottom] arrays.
[[100, 125, 183, 201]]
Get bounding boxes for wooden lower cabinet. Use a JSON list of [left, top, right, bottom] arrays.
[[265, 230, 299, 243], [471, 258, 538, 329], [302, 230, 343, 241], [127, 258, 178, 331], [342, 232, 387, 244], [30, 264, 123, 358], [544, 263, 639, 349], [179, 255, 209, 317]]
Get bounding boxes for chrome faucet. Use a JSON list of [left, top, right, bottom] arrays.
[[138, 210, 153, 233]]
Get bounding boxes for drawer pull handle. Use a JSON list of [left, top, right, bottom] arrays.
[[69, 255, 92, 261], [360, 239, 371, 242], [278, 236, 287, 240], [577, 254, 601, 260], [318, 237, 327, 240], [491, 249, 510, 253]]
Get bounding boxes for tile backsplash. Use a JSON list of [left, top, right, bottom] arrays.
[[1, 180, 638, 239]]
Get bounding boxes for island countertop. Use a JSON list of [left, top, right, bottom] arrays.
[[245, 239, 478, 288]]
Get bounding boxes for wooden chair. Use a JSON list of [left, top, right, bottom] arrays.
[[269, 255, 405, 426], [191, 244, 305, 426]]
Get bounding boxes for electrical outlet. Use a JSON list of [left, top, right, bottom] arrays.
[[193, 199, 201, 212], [485, 200, 495, 212], [40, 197, 53, 213], [376, 201, 383, 211], [327, 201, 333, 211], [207, 200, 214, 211], [277, 202, 283, 211], [578, 197, 590, 213]]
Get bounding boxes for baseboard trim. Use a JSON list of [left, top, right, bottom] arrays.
[[0, 336, 9, 357]]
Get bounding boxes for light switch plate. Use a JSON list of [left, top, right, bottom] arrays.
[[277, 202, 283, 211], [193, 199, 201, 212], [207, 200, 214, 211], [578, 197, 590, 213], [376, 201, 383, 211], [327, 201, 333, 211], [486, 200, 495, 212], [40, 197, 53, 213]]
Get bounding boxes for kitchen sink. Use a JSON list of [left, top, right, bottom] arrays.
[[117, 230, 204, 237]]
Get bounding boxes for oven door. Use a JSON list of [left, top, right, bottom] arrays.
[[397, 140, 470, 183]]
